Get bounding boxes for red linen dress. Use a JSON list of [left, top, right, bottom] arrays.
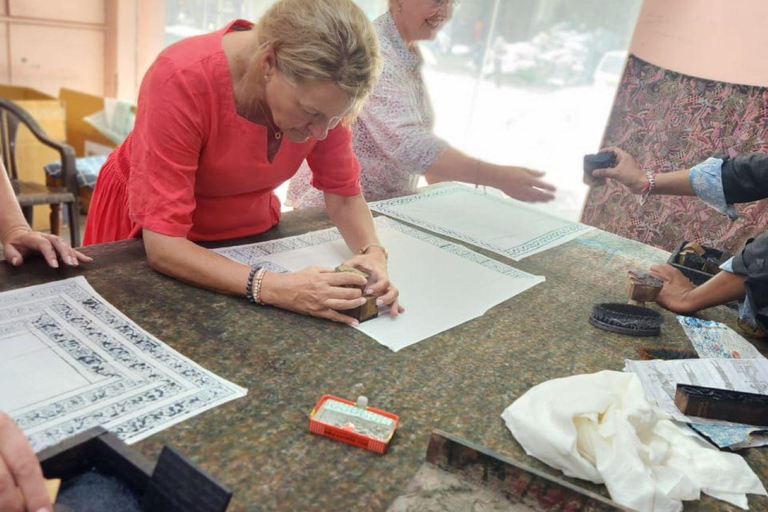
[[83, 20, 361, 245]]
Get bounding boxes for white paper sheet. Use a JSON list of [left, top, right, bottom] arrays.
[[368, 183, 594, 261], [624, 358, 768, 425], [215, 217, 544, 352], [0, 277, 247, 452]]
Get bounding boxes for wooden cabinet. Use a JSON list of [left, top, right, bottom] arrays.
[[0, 0, 110, 97]]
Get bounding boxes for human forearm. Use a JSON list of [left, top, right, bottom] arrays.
[[324, 192, 382, 256], [592, 148, 695, 196], [425, 147, 555, 202], [0, 170, 31, 245], [650, 263, 745, 314], [143, 229, 252, 297]]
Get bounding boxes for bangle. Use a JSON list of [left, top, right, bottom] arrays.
[[360, 243, 388, 261], [253, 267, 267, 305], [640, 171, 656, 205], [245, 265, 260, 303]]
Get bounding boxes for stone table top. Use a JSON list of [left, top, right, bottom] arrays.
[[1, 208, 765, 512]]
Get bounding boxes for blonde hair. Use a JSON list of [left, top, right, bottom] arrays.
[[252, 0, 381, 122]]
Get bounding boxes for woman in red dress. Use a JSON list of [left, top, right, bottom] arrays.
[[84, 0, 402, 325]]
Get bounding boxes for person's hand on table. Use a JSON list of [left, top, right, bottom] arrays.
[[493, 166, 556, 202], [259, 267, 379, 325], [343, 248, 403, 317], [649, 263, 697, 314], [2, 228, 92, 268], [0, 412, 52, 512], [591, 147, 648, 194]]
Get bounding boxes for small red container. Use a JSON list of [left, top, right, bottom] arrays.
[[308, 395, 399, 454]]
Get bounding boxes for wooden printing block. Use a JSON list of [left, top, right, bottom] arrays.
[[674, 383, 768, 426], [626, 270, 662, 305], [335, 265, 378, 323], [682, 242, 706, 256]]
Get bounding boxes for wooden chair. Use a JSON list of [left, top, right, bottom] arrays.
[[0, 98, 80, 247]]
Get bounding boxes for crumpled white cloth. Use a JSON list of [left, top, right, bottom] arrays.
[[501, 371, 767, 512]]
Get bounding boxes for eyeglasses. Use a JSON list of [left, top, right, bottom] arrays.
[[432, 0, 459, 8]]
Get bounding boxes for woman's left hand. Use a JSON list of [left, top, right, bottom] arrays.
[[2, 228, 92, 268], [343, 249, 404, 317]]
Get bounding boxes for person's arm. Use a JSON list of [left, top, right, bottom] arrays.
[[323, 192, 403, 316], [0, 412, 52, 512], [648, 263, 745, 314], [142, 229, 372, 325], [590, 147, 695, 195], [0, 163, 91, 268], [424, 147, 556, 202]]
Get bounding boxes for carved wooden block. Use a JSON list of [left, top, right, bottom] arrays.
[[674, 383, 768, 426], [626, 270, 662, 305], [335, 265, 379, 323]]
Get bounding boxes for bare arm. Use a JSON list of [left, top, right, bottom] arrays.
[[324, 192, 402, 315], [142, 228, 371, 325], [423, 147, 556, 202], [591, 147, 695, 196], [649, 263, 745, 314], [1, 164, 90, 267]]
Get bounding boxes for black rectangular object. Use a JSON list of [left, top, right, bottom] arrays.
[[141, 446, 232, 512], [38, 427, 232, 512]]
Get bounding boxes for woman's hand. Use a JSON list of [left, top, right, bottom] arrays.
[[343, 249, 404, 317], [591, 147, 648, 194], [0, 412, 52, 512], [260, 267, 378, 325], [2, 228, 92, 268], [649, 263, 697, 314], [491, 166, 556, 202]]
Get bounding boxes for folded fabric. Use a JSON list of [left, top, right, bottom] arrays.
[[501, 370, 766, 512]]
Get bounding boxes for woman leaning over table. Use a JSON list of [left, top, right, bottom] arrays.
[[286, 0, 556, 208], [84, 0, 403, 324]]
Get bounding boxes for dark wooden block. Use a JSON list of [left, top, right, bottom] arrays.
[[334, 265, 378, 323], [674, 383, 768, 426]]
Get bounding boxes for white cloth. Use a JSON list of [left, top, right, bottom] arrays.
[[501, 371, 766, 512]]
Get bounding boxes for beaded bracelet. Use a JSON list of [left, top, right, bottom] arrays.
[[245, 265, 260, 303], [253, 267, 267, 305]]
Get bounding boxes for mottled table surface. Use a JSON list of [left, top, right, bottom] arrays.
[[2, 208, 765, 512]]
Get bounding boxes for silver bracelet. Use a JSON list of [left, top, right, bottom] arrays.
[[640, 171, 656, 205]]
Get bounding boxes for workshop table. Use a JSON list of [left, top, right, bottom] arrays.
[[1, 208, 765, 512]]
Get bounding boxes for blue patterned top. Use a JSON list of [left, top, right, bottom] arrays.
[[690, 159, 754, 325], [688, 157, 739, 221]]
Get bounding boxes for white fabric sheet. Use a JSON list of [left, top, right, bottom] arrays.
[[368, 183, 594, 261], [502, 371, 766, 512], [0, 277, 247, 452], [215, 217, 544, 352]]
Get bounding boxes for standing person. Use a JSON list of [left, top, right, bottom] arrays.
[[84, 0, 402, 325], [287, 0, 555, 208], [592, 148, 768, 334]]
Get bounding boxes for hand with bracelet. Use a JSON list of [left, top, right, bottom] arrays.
[[590, 147, 696, 197]]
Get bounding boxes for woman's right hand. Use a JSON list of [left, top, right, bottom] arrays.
[[591, 147, 648, 194], [259, 267, 370, 325], [0, 412, 52, 512]]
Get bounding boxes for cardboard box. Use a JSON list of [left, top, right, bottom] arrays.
[[0, 85, 67, 230]]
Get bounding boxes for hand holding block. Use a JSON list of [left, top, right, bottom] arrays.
[[335, 265, 378, 323], [674, 383, 768, 426], [583, 151, 616, 186], [626, 270, 662, 306]]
